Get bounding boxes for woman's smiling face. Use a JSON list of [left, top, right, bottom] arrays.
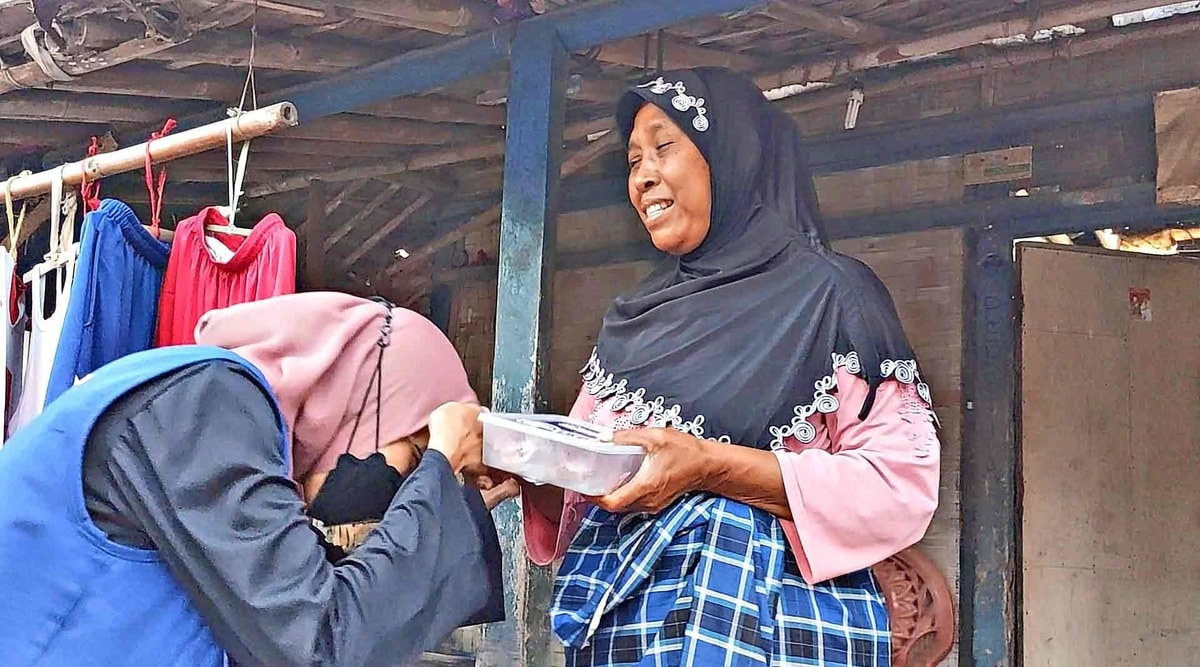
[[626, 103, 712, 255]]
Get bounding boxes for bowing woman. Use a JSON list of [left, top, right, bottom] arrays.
[[0, 292, 518, 667], [521, 67, 942, 666]]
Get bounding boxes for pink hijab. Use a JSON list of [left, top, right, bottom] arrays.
[[194, 292, 478, 481]]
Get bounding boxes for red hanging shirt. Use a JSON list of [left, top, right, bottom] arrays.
[[156, 207, 297, 347]]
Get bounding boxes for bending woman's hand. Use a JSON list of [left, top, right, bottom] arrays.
[[427, 402, 485, 473], [428, 403, 520, 509], [589, 428, 713, 514]]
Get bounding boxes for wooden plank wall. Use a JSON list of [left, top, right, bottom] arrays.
[[1019, 245, 1200, 666]]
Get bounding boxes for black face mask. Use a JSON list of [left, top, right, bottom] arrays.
[[308, 298, 405, 529]]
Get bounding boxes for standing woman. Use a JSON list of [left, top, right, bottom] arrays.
[[521, 68, 941, 666], [0, 292, 515, 667]]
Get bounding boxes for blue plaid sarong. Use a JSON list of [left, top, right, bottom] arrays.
[[552, 494, 890, 667]]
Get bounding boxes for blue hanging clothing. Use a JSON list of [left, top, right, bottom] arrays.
[[0, 345, 285, 667], [44, 199, 169, 407]]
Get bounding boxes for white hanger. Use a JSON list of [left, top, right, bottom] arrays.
[[206, 110, 254, 237], [26, 165, 79, 283], [208, 19, 259, 239]]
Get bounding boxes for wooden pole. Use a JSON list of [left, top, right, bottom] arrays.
[[303, 180, 330, 290], [3, 102, 298, 201]]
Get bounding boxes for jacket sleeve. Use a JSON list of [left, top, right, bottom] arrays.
[[773, 369, 941, 583], [89, 362, 504, 667]]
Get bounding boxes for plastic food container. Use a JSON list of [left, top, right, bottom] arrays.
[[479, 413, 645, 496]]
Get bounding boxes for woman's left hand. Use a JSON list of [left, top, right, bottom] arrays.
[[589, 428, 714, 514]]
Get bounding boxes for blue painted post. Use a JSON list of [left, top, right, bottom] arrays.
[[480, 19, 568, 667], [961, 225, 1020, 666]]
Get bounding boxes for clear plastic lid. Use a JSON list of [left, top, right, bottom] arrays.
[[478, 413, 640, 454]]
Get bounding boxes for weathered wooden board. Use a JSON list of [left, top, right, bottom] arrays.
[[1154, 87, 1200, 205], [963, 147, 1033, 186], [1020, 244, 1200, 665]]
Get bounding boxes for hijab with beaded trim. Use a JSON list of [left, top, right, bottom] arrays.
[[585, 67, 931, 451]]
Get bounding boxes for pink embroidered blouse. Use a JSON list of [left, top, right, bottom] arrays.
[[522, 368, 940, 584]]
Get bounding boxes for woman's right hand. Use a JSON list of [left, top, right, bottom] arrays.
[[427, 402, 485, 474]]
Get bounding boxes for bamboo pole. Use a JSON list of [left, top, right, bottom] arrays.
[[3, 102, 299, 201]]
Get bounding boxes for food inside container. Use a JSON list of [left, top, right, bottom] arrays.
[[479, 413, 645, 496]]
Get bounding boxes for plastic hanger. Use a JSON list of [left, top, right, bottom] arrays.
[[27, 165, 79, 282], [207, 23, 259, 239], [205, 114, 253, 238]]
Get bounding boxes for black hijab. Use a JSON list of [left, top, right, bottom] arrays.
[[585, 67, 931, 451]]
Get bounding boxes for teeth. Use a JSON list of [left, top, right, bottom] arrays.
[[645, 202, 671, 220]]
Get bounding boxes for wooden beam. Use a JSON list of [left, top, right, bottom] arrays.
[[142, 32, 383, 74], [341, 191, 433, 268], [247, 114, 612, 199], [481, 20, 566, 667], [0, 121, 105, 147], [252, 137, 406, 159], [177, 151, 364, 173], [230, 0, 477, 33], [0, 91, 211, 124], [358, 95, 507, 126], [476, 73, 627, 111], [755, 0, 1176, 89], [598, 33, 764, 71], [763, 0, 902, 44], [350, 195, 499, 274], [328, 0, 476, 32], [390, 131, 620, 277], [294, 180, 370, 236], [303, 180, 331, 289], [44, 64, 246, 101], [245, 140, 503, 198], [385, 172, 460, 195], [283, 115, 499, 146], [781, 12, 1200, 115], [324, 183, 403, 250]]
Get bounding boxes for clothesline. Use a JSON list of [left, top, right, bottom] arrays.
[[0, 102, 302, 439], [3, 102, 298, 201]]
